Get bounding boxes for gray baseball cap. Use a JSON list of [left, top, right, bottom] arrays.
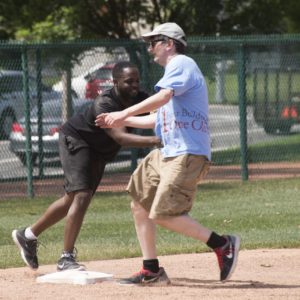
[[142, 22, 187, 47]]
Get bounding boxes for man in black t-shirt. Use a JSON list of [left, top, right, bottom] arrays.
[[12, 62, 162, 271]]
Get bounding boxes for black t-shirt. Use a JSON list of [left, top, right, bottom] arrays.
[[61, 88, 149, 161]]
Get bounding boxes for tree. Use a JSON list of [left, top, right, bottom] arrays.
[[145, 0, 224, 35], [282, 0, 300, 33], [219, 0, 288, 34], [15, 6, 80, 41], [1, 0, 299, 42]]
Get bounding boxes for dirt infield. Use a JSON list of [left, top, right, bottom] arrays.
[[1, 248, 300, 300]]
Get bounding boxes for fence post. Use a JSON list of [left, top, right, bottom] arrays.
[[22, 45, 34, 198], [263, 68, 269, 120], [36, 48, 44, 177], [62, 58, 73, 123], [237, 44, 248, 181], [140, 44, 151, 92], [130, 44, 151, 171]]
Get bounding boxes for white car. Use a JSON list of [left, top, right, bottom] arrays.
[[9, 98, 92, 165], [0, 70, 62, 140], [52, 62, 107, 98]]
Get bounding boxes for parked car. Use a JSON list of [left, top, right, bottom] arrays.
[[85, 63, 115, 99], [52, 62, 113, 99], [0, 70, 62, 140], [253, 94, 300, 134], [9, 98, 92, 165]]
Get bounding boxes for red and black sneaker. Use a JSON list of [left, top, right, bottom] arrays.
[[214, 235, 240, 281], [118, 267, 171, 285]]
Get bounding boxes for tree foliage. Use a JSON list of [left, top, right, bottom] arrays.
[[282, 0, 300, 33], [220, 0, 287, 34], [15, 6, 80, 41], [0, 0, 299, 42]]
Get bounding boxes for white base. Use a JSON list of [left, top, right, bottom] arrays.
[[36, 270, 113, 285]]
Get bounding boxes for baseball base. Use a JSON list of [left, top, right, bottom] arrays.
[[36, 270, 113, 285]]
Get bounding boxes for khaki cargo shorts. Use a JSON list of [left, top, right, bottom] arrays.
[[126, 149, 210, 219]]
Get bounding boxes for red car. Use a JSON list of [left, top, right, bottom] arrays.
[[85, 63, 115, 99]]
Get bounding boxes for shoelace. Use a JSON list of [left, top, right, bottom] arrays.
[[214, 240, 233, 269], [132, 268, 152, 277], [26, 239, 40, 255], [214, 248, 224, 268]]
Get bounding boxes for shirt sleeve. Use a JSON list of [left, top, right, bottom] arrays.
[[92, 97, 115, 116], [155, 61, 194, 96]]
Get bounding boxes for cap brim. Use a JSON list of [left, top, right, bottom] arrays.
[[141, 31, 159, 40], [141, 31, 187, 46]]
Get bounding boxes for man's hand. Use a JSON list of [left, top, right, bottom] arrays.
[[95, 111, 128, 128]]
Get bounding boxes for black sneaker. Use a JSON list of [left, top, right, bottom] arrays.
[[57, 250, 86, 271], [12, 229, 39, 270], [118, 267, 170, 285], [214, 235, 240, 281]]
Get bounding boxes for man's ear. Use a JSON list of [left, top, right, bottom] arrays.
[[166, 39, 174, 51]]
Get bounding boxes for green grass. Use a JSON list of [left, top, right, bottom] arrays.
[[213, 133, 300, 165], [1, 178, 300, 269], [205, 72, 300, 105]]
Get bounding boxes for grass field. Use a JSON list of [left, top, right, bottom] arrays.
[[0, 177, 299, 269], [213, 133, 300, 165], [204, 71, 300, 105]]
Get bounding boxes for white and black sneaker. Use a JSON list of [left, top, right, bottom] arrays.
[[12, 228, 39, 270], [57, 249, 85, 271], [214, 235, 240, 281]]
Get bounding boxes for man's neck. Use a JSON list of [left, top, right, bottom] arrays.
[[166, 53, 179, 65], [113, 87, 131, 108]]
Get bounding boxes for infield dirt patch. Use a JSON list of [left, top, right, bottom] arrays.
[[1, 248, 299, 300]]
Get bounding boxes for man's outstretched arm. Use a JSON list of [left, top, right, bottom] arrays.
[[105, 126, 162, 148], [95, 88, 172, 128]]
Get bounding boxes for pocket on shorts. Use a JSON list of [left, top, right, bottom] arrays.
[[156, 184, 195, 216], [65, 135, 88, 153], [197, 160, 211, 181]]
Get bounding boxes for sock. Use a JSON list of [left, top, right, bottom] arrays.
[[61, 251, 73, 258], [206, 232, 227, 249], [143, 259, 159, 273], [24, 227, 37, 240]]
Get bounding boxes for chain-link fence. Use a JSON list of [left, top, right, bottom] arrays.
[[1, 35, 300, 198]]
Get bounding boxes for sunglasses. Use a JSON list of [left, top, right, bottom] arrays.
[[148, 39, 168, 48]]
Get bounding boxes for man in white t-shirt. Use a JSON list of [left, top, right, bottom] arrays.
[[95, 22, 240, 285]]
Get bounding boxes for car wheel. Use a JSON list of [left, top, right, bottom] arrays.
[[16, 153, 38, 166], [263, 123, 276, 134], [278, 123, 292, 134], [0, 110, 16, 140]]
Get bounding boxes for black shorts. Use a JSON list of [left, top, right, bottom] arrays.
[[59, 132, 106, 194]]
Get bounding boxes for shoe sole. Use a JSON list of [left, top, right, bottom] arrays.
[[117, 273, 171, 286], [12, 230, 38, 270], [222, 235, 240, 282], [117, 280, 171, 286]]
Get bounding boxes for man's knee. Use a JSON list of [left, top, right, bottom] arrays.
[[73, 190, 93, 210], [131, 200, 148, 218], [130, 200, 141, 213]]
